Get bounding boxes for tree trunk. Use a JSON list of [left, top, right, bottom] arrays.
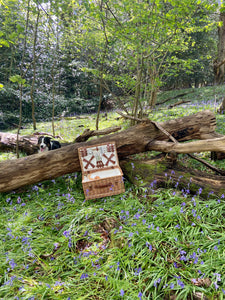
[[131, 56, 143, 125], [96, 1, 109, 131], [30, 7, 40, 131], [0, 126, 121, 154], [0, 110, 220, 192], [217, 95, 225, 114], [147, 137, 225, 154], [120, 157, 225, 198], [214, 12, 225, 84], [0, 132, 39, 155]]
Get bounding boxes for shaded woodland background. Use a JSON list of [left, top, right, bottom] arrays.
[[0, 0, 225, 131]]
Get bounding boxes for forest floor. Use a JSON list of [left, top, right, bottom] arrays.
[[1, 86, 225, 299]]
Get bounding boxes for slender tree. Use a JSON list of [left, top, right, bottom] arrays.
[[30, 5, 40, 130]]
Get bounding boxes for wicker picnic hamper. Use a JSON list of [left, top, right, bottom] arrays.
[[78, 142, 125, 200]]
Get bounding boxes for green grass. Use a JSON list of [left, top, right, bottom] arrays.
[[1, 86, 225, 299], [1, 179, 225, 299]]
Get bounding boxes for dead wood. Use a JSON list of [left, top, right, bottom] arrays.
[[0, 126, 121, 154], [120, 157, 225, 198], [147, 137, 225, 154], [0, 110, 221, 193], [74, 126, 121, 143], [168, 100, 191, 109], [0, 132, 39, 155], [116, 111, 149, 123], [156, 90, 194, 106], [187, 153, 225, 176], [146, 124, 225, 175], [211, 151, 225, 161]]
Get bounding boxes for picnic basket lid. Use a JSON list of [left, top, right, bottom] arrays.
[[78, 142, 120, 172]]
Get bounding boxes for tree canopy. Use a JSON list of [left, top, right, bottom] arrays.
[[0, 0, 220, 128]]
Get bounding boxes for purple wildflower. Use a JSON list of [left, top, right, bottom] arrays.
[[80, 273, 88, 280], [214, 282, 219, 290], [177, 279, 185, 288], [63, 230, 70, 237]]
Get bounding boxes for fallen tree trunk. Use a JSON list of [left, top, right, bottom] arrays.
[[147, 137, 225, 154], [0, 127, 122, 154], [0, 132, 39, 155], [0, 110, 221, 192], [168, 100, 191, 109], [156, 90, 194, 106], [120, 157, 225, 198]]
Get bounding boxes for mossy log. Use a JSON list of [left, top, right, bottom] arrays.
[[0, 110, 222, 193], [120, 157, 225, 198]]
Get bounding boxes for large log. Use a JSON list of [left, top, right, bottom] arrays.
[[147, 137, 225, 153], [0, 132, 39, 155], [0, 110, 220, 192], [120, 157, 225, 198]]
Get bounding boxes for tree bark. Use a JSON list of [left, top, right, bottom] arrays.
[[0, 110, 221, 192], [217, 95, 225, 114], [120, 157, 225, 198], [147, 137, 225, 154], [214, 12, 225, 84], [30, 7, 40, 131], [0, 132, 39, 155], [0, 126, 121, 154]]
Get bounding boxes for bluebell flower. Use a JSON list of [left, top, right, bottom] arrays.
[[180, 207, 184, 213], [170, 283, 174, 289], [120, 289, 125, 296], [9, 259, 17, 269], [63, 230, 70, 237], [154, 278, 161, 287], [80, 273, 88, 280], [193, 257, 198, 264], [214, 282, 219, 290], [177, 279, 185, 288], [134, 267, 142, 276]]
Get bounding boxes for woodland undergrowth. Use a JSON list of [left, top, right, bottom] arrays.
[[1, 87, 225, 299]]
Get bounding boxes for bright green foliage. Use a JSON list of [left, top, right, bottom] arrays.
[[0, 0, 219, 126], [9, 75, 26, 85], [67, 0, 218, 111]]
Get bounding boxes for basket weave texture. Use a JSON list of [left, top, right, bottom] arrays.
[[78, 142, 125, 200]]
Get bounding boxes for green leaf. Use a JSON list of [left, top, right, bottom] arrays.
[[0, 39, 9, 47], [9, 75, 26, 85]]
